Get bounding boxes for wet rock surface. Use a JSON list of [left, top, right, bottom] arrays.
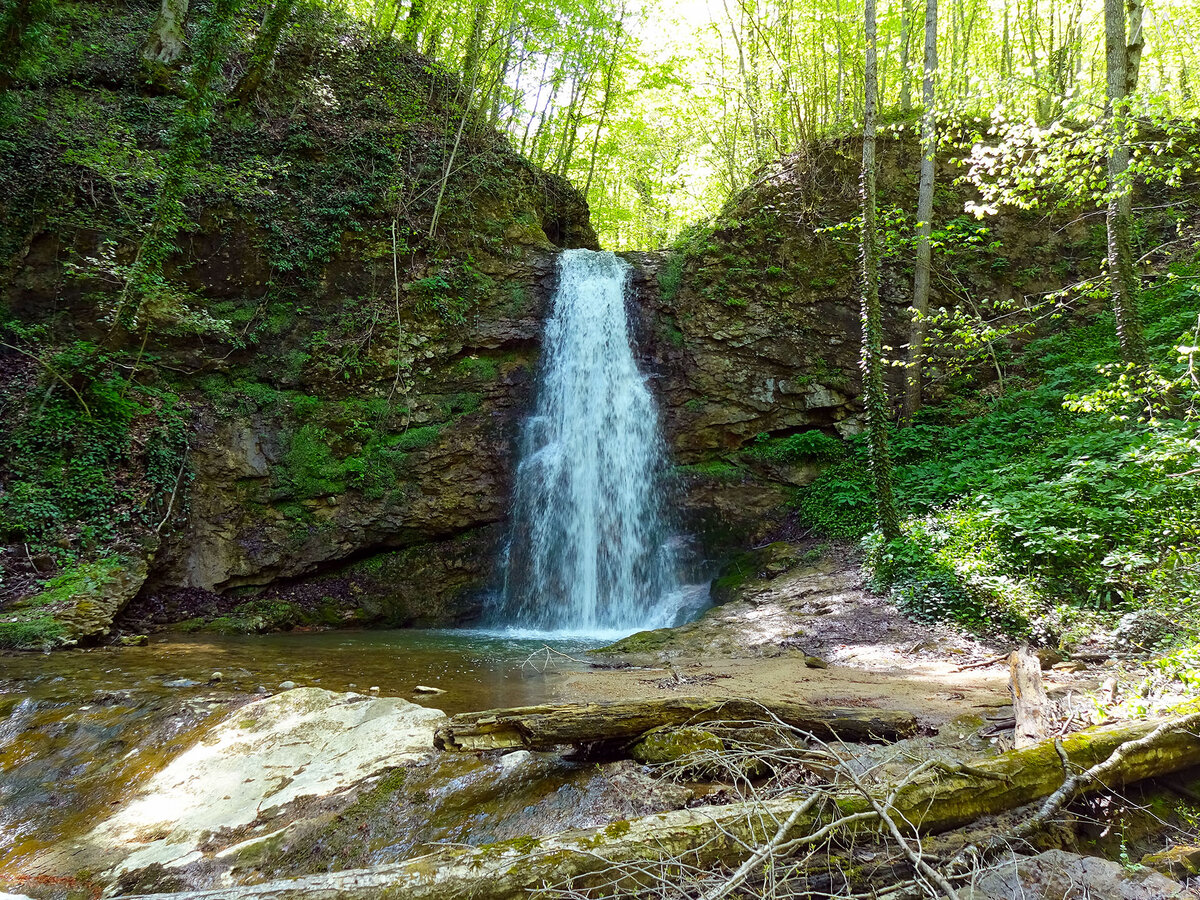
[[54, 688, 444, 878], [1, 679, 698, 896]]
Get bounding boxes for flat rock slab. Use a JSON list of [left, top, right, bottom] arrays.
[[57, 688, 446, 877], [965, 849, 1197, 899], [592, 547, 1000, 670]]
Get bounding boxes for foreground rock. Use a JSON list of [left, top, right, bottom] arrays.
[[44, 688, 445, 880], [116, 714, 1200, 900], [966, 849, 1194, 899]]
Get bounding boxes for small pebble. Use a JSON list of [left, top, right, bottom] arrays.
[[279, 680, 297, 690], [369, 686, 380, 692], [414, 685, 446, 694], [209, 671, 223, 683]]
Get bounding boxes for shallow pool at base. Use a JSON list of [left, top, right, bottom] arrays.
[[0, 628, 621, 715]]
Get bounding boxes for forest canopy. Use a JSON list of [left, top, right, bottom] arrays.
[[321, 0, 1200, 247]]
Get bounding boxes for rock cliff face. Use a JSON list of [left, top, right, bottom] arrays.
[[0, 0, 596, 643], [624, 135, 1180, 548]]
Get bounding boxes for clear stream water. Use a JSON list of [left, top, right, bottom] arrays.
[[0, 630, 609, 874]]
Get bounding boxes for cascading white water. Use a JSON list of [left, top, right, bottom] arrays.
[[496, 249, 697, 637]]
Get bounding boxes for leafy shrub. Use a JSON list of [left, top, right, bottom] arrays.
[[749, 430, 846, 463], [792, 458, 874, 538], [799, 259, 1200, 640]]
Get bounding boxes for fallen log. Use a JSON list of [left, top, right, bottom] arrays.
[[433, 696, 918, 751], [126, 713, 1200, 900]]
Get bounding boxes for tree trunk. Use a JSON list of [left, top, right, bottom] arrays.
[[860, 0, 902, 539], [1105, 0, 1149, 365], [142, 0, 190, 70], [904, 0, 937, 417], [434, 697, 918, 752], [460, 0, 488, 103], [898, 0, 913, 111], [121, 715, 1200, 900], [1126, 0, 1145, 92], [232, 0, 295, 105], [1009, 647, 1049, 748], [401, 0, 423, 46], [584, 27, 623, 198]]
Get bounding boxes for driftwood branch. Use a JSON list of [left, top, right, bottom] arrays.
[[433, 696, 919, 752], [1009, 647, 1049, 748]]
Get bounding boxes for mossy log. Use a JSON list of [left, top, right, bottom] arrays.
[[127, 715, 1200, 900], [432, 696, 919, 751]]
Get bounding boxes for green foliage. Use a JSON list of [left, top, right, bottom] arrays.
[[0, 616, 66, 650], [748, 430, 845, 463], [278, 424, 347, 498], [864, 520, 1035, 637], [792, 457, 874, 538], [675, 460, 744, 481], [390, 425, 441, 451], [657, 251, 686, 303], [0, 334, 189, 556], [799, 261, 1200, 639]]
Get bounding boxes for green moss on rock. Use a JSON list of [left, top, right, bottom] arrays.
[[630, 727, 723, 766]]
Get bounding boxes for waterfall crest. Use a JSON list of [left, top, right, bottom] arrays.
[[496, 249, 692, 636]]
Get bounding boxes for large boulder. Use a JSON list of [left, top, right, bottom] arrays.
[[0, 554, 149, 650], [62, 688, 445, 878]]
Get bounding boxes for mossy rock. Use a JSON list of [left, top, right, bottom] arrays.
[[1141, 845, 1200, 878], [630, 726, 722, 766], [710, 542, 803, 605], [0, 555, 149, 650], [589, 627, 676, 656]]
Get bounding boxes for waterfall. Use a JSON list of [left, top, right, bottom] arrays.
[[496, 249, 696, 637]]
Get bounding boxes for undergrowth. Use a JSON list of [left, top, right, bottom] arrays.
[[796, 259, 1200, 644]]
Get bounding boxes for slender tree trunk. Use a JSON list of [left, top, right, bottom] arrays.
[[460, 0, 488, 103], [382, 0, 403, 41], [142, 0, 190, 69], [584, 28, 622, 198], [519, 53, 551, 156], [558, 66, 594, 176], [401, 0, 423, 46], [860, 0, 902, 540], [232, 0, 295, 105], [1104, 0, 1149, 365], [898, 0, 913, 111], [1126, 0, 1145, 91], [422, 11, 439, 56], [834, 0, 845, 116], [905, 0, 938, 417], [111, 0, 242, 334]]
